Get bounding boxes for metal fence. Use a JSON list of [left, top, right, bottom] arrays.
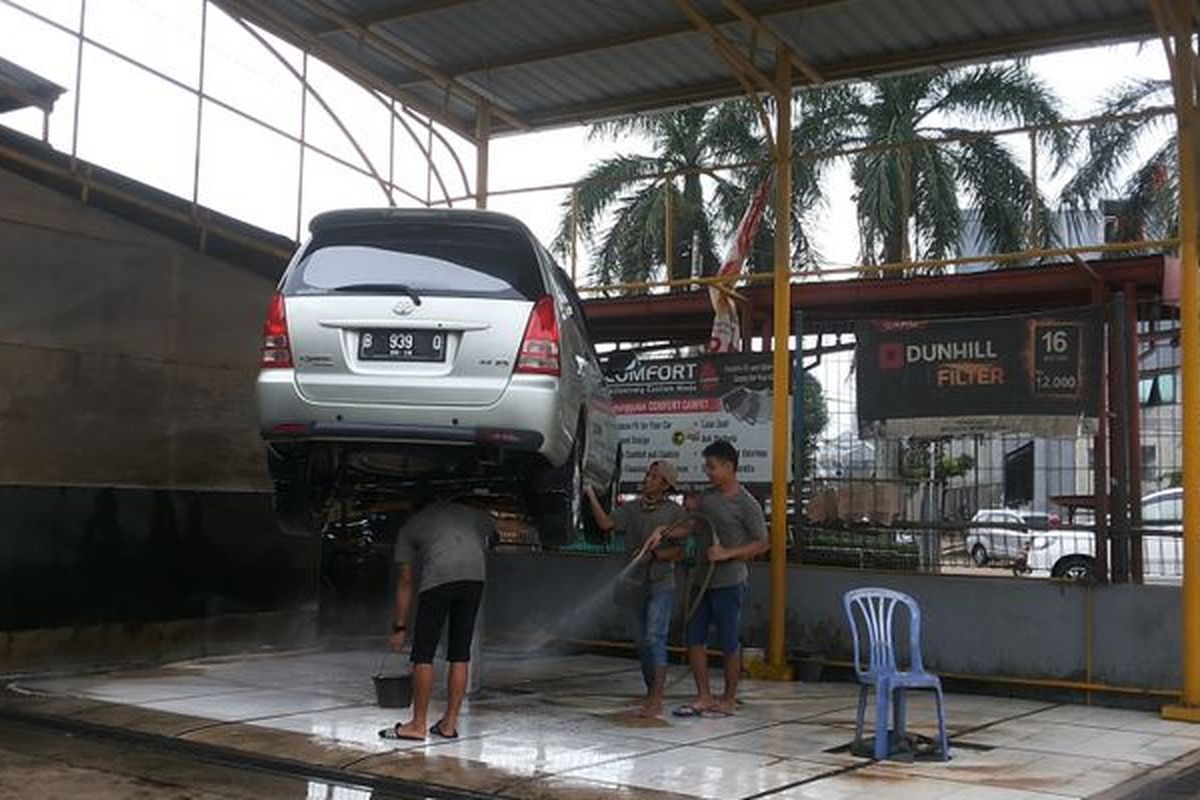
[[537, 310, 1183, 586]]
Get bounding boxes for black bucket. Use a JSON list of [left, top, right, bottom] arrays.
[[373, 673, 413, 709]]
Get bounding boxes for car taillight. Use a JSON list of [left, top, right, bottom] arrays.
[[515, 296, 560, 376], [261, 292, 293, 369]]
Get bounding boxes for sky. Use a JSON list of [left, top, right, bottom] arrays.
[[0, 0, 1176, 433]]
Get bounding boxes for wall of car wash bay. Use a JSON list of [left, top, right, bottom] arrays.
[[0, 165, 318, 670], [484, 551, 1182, 703]]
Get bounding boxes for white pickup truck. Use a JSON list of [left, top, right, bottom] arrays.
[[1021, 489, 1182, 582]]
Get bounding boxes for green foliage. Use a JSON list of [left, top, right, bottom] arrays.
[[899, 440, 975, 482], [557, 61, 1070, 288], [800, 372, 830, 481], [1059, 79, 1177, 248]]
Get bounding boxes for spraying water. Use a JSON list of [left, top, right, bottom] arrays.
[[513, 554, 647, 653], [509, 512, 717, 655]]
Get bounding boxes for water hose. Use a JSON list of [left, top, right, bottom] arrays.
[[626, 511, 717, 627]]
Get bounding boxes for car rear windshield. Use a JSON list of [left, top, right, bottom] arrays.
[[284, 224, 545, 300]]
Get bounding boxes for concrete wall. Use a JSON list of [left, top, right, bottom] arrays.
[[0, 166, 275, 491], [485, 552, 1182, 691], [0, 165, 317, 660]]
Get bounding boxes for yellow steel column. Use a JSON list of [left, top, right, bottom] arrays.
[[766, 46, 793, 679], [1163, 0, 1200, 721], [475, 104, 490, 209], [665, 185, 675, 281]]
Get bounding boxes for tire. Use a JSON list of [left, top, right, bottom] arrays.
[[582, 445, 622, 545], [970, 543, 989, 567], [533, 427, 586, 549], [1051, 554, 1095, 582], [268, 446, 332, 537]]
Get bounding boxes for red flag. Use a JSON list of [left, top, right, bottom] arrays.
[[708, 176, 772, 353]]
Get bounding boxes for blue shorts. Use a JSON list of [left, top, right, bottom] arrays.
[[685, 584, 745, 654]]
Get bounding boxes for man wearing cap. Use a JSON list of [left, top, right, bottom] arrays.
[[585, 460, 685, 718]]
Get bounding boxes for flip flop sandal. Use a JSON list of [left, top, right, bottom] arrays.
[[379, 724, 425, 741], [429, 721, 459, 740], [671, 705, 705, 718]]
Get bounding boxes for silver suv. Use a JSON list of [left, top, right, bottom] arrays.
[[256, 209, 620, 546]]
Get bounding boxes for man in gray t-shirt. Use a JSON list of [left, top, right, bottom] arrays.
[[586, 460, 684, 719], [381, 498, 492, 743], [652, 440, 767, 718], [699, 485, 767, 589]]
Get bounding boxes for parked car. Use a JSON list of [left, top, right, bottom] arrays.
[[255, 208, 621, 546], [965, 509, 1060, 566], [1023, 489, 1182, 581]]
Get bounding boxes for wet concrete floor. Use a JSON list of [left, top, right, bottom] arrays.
[[0, 717, 409, 800], [8, 647, 1200, 798]]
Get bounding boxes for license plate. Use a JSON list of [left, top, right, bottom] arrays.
[[358, 329, 446, 362]]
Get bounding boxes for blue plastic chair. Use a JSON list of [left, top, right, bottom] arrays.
[[842, 588, 950, 761]]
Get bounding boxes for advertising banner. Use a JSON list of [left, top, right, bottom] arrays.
[[609, 353, 789, 491], [855, 309, 1103, 438]]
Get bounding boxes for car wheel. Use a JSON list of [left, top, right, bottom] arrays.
[[970, 543, 989, 567], [534, 427, 586, 549], [582, 445, 621, 545], [1051, 555, 1095, 582], [269, 446, 333, 537]]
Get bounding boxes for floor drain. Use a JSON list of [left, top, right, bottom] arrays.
[[825, 735, 992, 761]]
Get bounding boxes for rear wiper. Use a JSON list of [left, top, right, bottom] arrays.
[[332, 283, 422, 305]]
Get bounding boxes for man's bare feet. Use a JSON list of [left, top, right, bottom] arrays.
[[636, 701, 664, 719], [389, 721, 427, 741], [708, 698, 737, 716]]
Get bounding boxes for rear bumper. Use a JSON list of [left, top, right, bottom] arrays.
[[265, 421, 544, 451], [255, 369, 571, 465]]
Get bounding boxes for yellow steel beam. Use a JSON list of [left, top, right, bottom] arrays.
[[387, 0, 845, 91], [210, 0, 476, 140], [475, 105, 490, 209], [294, 0, 529, 132], [1159, 0, 1200, 723], [312, 0, 481, 35], [767, 44, 793, 680], [719, 0, 825, 85], [675, 0, 776, 94], [574, 239, 1179, 296]]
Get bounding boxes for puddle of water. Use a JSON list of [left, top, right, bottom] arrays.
[[306, 782, 374, 800]]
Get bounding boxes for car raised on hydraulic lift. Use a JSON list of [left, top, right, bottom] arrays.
[[255, 208, 621, 546]]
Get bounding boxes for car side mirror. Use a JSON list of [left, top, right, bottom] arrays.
[[604, 351, 638, 376]]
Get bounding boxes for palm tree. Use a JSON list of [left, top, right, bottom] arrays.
[[825, 62, 1072, 272], [550, 108, 721, 288], [557, 61, 1069, 286], [1059, 79, 1176, 247], [553, 97, 850, 287]]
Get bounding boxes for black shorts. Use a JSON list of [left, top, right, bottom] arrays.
[[411, 580, 484, 664]]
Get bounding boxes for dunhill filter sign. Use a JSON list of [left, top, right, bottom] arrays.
[[855, 309, 1103, 438]]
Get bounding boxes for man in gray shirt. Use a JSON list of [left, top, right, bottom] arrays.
[[586, 460, 684, 718], [380, 494, 492, 742], [652, 440, 766, 717]]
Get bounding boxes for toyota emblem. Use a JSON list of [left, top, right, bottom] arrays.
[[393, 297, 416, 316]]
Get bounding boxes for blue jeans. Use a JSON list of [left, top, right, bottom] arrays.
[[685, 584, 745, 655], [632, 589, 674, 690]]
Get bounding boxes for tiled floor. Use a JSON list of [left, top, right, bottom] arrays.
[[8, 647, 1200, 799]]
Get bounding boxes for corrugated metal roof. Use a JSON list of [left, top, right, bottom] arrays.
[[0, 57, 66, 115], [212, 0, 1155, 139]]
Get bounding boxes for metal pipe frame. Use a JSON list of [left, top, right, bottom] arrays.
[[278, 0, 527, 133], [427, 104, 1176, 211], [766, 45, 793, 679], [1158, 0, 1200, 723], [2, 0, 469, 242], [575, 239, 1181, 296]]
